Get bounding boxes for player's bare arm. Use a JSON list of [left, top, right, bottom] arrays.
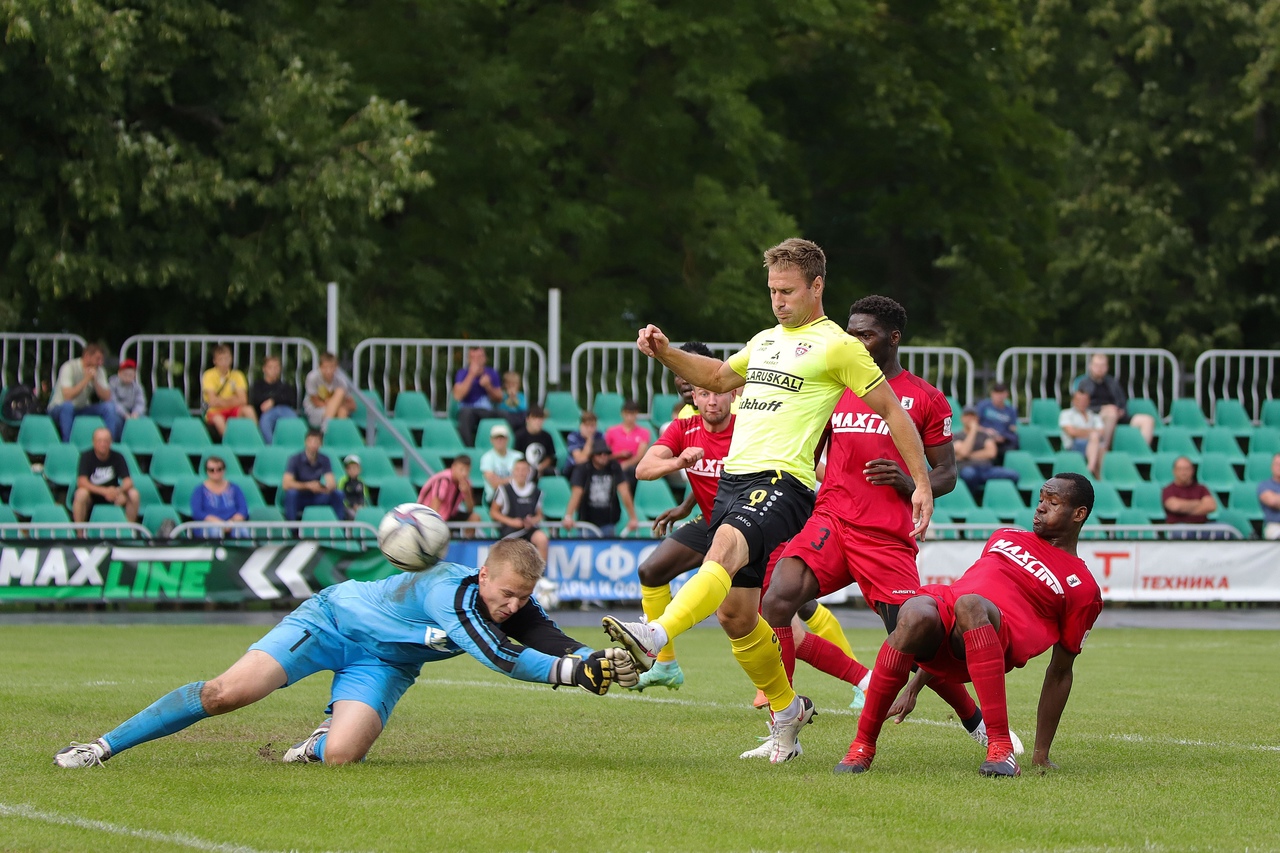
[[635, 444, 704, 481], [861, 382, 934, 537], [637, 325, 744, 393], [652, 491, 696, 536], [864, 442, 957, 500], [1032, 643, 1077, 769]]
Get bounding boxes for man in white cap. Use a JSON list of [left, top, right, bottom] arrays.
[[480, 422, 525, 505]]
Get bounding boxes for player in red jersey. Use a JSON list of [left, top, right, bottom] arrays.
[[836, 473, 1102, 777], [751, 295, 1002, 764]]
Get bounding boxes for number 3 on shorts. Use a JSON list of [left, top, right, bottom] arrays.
[[810, 527, 830, 551]]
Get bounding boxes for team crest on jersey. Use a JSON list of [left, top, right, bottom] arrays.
[[794, 342, 811, 358], [942, 416, 953, 437], [899, 396, 914, 410], [1066, 574, 1082, 588]]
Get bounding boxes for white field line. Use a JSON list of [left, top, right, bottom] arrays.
[[413, 676, 1280, 752], [0, 802, 281, 853]]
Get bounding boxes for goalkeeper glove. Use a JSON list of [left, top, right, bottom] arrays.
[[550, 648, 638, 694]]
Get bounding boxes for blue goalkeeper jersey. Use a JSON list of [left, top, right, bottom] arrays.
[[317, 562, 589, 684]]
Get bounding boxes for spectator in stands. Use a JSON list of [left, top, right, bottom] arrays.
[[48, 343, 119, 443], [281, 428, 345, 521], [480, 422, 524, 505], [250, 355, 299, 443], [1059, 388, 1105, 478], [338, 454, 371, 520], [515, 405, 556, 481], [1077, 353, 1156, 448], [490, 458, 549, 561], [975, 381, 1018, 460], [1162, 455, 1219, 538], [108, 359, 146, 439], [1257, 453, 1280, 541], [303, 352, 356, 431], [451, 347, 503, 446], [563, 439, 640, 537], [202, 345, 256, 438], [418, 455, 480, 535], [73, 427, 140, 524], [191, 455, 248, 539], [497, 370, 528, 431], [563, 411, 600, 476], [604, 399, 652, 487], [953, 406, 1019, 495]]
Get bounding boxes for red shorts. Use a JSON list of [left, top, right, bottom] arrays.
[[776, 507, 921, 609], [206, 406, 246, 422], [913, 583, 1015, 684]]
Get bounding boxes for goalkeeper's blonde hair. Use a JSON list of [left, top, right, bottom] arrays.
[[487, 538, 544, 583]]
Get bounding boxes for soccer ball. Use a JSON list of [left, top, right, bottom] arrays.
[[377, 504, 451, 572]]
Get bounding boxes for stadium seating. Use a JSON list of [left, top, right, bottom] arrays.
[[1130, 481, 1167, 521], [1015, 424, 1057, 466], [1213, 399, 1254, 437], [170, 475, 204, 519], [355, 448, 399, 489], [935, 479, 978, 521], [1227, 481, 1264, 520], [68, 416, 107, 451], [1150, 452, 1181, 486], [591, 392, 625, 426], [251, 447, 293, 491], [539, 476, 572, 519], [392, 391, 436, 434], [1154, 427, 1199, 461], [271, 418, 309, 450], [1110, 425, 1154, 461], [0, 442, 33, 487], [42, 443, 80, 490], [1167, 399, 1209, 436], [132, 474, 164, 510], [229, 476, 267, 510], [17, 416, 62, 460], [1050, 449, 1092, 479], [1127, 397, 1160, 421], [221, 419, 266, 462], [121, 417, 166, 464], [964, 508, 1002, 539], [142, 505, 181, 536], [354, 506, 384, 540], [472, 417, 514, 452], [542, 391, 582, 434], [1116, 508, 1158, 538], [1000, 450, 1043, 488], [89, 503, 133, 538], [1100, 452, 1144, 491], [0, 504, 15, 527], [28, 503, 73, 538], [149, 388, 192, 431], [352, 388, 386, 431], [633, 478, 678, 520], [650, 393, 682, 425], [375, 477, 417, 509], [167, 419, 214, 460], [198, 451, 244, 477], [249, 505, 289, 539], [1246, 451, 1275, 482], [1197, 453, 1241, 495], [420, 419, 468, 456], [374, 421, 414, 463], [1251, 428, 1280, 456], [407, 452, 444, 487], [1201, 427, 1246, 462], [1262, 399, 1280, 429], [1211, 508, 1254, 538], [979, 479, 1025, 521], [1091, 482, 1125, 521], [1029, 398, 1061, 431], [149, 446, 196, 488], [10, 474, 57, 519]]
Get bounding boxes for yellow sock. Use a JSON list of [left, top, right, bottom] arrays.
[[804, 603, 857, 660], [640, 584, 677, 663], [653, 562, 731, 642], [729, 616, 796, 714]]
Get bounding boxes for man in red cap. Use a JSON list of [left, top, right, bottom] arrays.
[[108, 358, 148, 440]]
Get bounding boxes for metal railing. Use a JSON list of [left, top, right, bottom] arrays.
[[351, 338, 546, 416], [926, 522, 1244, 541], [118, 335, 320, 412], [1194, 349, 1280, 423], [995, 347, 1181, 417], [0, 333, 88, 396], [0, 522, 152, 540], [169, 520, 378, 542]]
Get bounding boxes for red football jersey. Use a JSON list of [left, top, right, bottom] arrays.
[[953, 528, 1103, 668], [655, 415, 735, 520], [815, 371, 952, 544]]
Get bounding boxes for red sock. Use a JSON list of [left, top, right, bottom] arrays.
[[851, 642, 915, 751], [927, 678, 979, 723], [774, 625, 797, 685], [963, 625, 1011, 753], [797, 631, 870, 686]]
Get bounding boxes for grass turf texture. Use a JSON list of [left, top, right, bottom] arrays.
[[2, 624, 1278, 852]]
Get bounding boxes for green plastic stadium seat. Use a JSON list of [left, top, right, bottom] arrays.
[[936, 479, 979, 521], [249, 505, 289, 540], [1201, 427, 1246, 462], [542, 391, 583, 434], [649, 393, 683, 425], [228, 475, 267, 510], [1197, 452, 1240, 495], [17, 416, 63, 460], [0, 442, 33, 487], [1261, 399, 1280, 429], [1091, 482, 1125, 521], [68, 416, 107, 452], [168, 419, 215, 459], [1050, 450, 1092, 479], [0, 504, 16, 526], [143, 505, 182, 536], [420, 419, 468, 456], [979, 479, 1025, 521], [633, 478, 678, 520], [131, 473, 164, 510], [10, 473, 57, 519], [355, 505, 385, 537], [149, 388, 193, 432], [1154, 427, 1199, 461], [170, 474, 205, 519], [591, 392, 626, 426], [198, 452, 244, 477], [121, 417, 165, 462], [28, 503, 74, 539], [149, 446, 196, 488], [1251, 428, 1280, 456], [1210, 507, 1254, 539], [1167, 400, 1209, 436], [1127, 398, 1160, 421], [374, 421, 414, 463], [351, 447, 397, 489], [271, 418, 309, 450], [408, 451, 445, 488], [1227, 481, 1265, 520], [1213, 399, 1255, 436], [539, 476, 572, 520], [1000, 450, 1043, 490], [1100, 452, 1144, 491], [947, 396, 964, 424], [252, 446, 294, 490], [1116, 508, 1158, 539], [470, 417, 513, 453], [42, 443, 81, 490], [1149, 452, 1181, 486], [1110, 425, 1154, 461], [1029, 398, 1061, 431], [375, 477, 418, 509], [964, 508, 1002, 540], [1246, 451, 1276, 482], [321, 419, 366, 459], [222, 419, 266, 461], [1015, 424, 1057, 466], [89, 503, 132, 538], [392, 391, 436, 431], [352, 388, 386, 431], [1080, 514, 1110, 541], [300, 504, 342, 544]]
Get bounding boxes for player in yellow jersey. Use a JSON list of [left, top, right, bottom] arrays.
[[604, 238, 933, 761]]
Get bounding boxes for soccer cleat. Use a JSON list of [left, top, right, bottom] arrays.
[[282, 718, 331, 764], [968, 718, 1025, 756], [740, 729, 803, 760], [849, 685, 866, 712], [833, 742, 875, 774], [630, 660, 684, 692], [601, 616, 659, 673], [54, 739, 110, 769], [979, 747, 1021, 778], [752, 689, 769, 709], [768, 695, 816, 764]]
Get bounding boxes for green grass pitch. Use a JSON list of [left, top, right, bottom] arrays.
[[2, 622, 1278, 852]]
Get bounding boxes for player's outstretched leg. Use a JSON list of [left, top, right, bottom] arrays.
[[282, 700, 384, 765], [630, 538, 702, 690]]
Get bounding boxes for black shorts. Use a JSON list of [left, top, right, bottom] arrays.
[[709, 471, 815, 589], [668, 515, 712, 554]]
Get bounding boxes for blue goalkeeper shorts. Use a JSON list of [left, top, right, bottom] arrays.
[[249, 596, 421, 726]]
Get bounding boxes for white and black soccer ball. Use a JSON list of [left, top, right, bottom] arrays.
[[377, 503, 451, 572]]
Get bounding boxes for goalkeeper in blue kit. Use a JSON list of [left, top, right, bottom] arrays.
[[54, 539, 636, 768]]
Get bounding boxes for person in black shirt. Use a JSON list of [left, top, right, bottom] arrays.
[[490, 458, 549, 560], [250, 355, 300, 443], [1077, 353, 1155, 449], [563, 440, 640, 537], [515, 406, 557, 481], [72, 427, 140, 523]]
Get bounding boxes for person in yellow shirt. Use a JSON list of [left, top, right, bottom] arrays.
[[604, 237, 934, 764], [201, 344, 256, 437]]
